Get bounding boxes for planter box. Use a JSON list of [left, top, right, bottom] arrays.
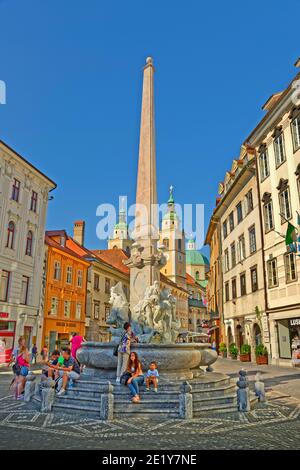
[[256, 355, 268, 365], [240, 353, 251, 362]]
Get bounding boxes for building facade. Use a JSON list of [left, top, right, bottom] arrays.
[[0, 140, 56, 361], [246, 65, 300, 365], [42, 230, 89, 352]]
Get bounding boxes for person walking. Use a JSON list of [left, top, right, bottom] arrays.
[[31, 344, 37, 364], [126, 352, 144, 403], [116, 322, 137, 384]]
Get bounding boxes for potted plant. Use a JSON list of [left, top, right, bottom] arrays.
[[219, 342, 227, 358], [255, 344, 268, 365], [229, 343, 238, 360], [240, 344, 251, 362]]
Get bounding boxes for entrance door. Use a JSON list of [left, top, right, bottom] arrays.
[[278, 320, 291, 359], [24, 326, 32, 349], [236, 325, 244, 350], [49, 331, 57, 354]]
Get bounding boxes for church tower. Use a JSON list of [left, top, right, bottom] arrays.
[[160, 186, 186, 289], [108, 203, 132, 255]]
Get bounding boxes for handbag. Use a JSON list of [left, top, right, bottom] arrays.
[[120, 371, 132, 385], [113, 344, 119, 357]]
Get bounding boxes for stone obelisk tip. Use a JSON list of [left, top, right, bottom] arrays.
[[146, 56, 153, 65]]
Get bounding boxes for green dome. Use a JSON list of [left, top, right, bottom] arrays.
[[186, 250, 209, 266]]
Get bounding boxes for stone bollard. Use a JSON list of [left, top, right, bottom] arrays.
[[254, 372, 267, 403], [40, 378, 56, 413], [24, 373, 36, 402], [100, 382, 114, 420], [236, 369, 250, 412], [179, 381, 193, 419]]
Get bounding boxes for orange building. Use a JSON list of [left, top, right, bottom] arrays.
[[42, 230, 90, 352]]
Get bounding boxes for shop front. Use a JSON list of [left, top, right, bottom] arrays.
[[277, 317, 300, 360], [42, 318, 85, 353], [0, 313, 16, 364]]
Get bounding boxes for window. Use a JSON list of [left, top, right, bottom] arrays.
[[6, 221, 15, 249], [291, 114, 300, 151], [279, 187, 292, 221], [240, 273, 246, 296], [232, 278, 237, 299], [64, 300, 71, 317], [274, 132, 286, 167], [0, 270, 10, 302], [94, 273, 100, 291], [263, 200, 274, 232], [50, 297, 59, 315], [224, 249, 229, 272], [105, 304, 110, 321], [178, 239, 182, 251], [20, 276, 29, 305], [195, 270, 200, 280], [77, 270, 83, 288], [76, 302, 82, 320], [284, 252, 297, 283], [105, 278, 110, 294], [229, 212, 234, 232], [163, 238, 169, 249], [54, 261, 61, 280], [94, 301, 100, 320], [250, 266, 258, 292], [25, 230, 33, 256], [246, 190, 254, 214], [249, 225, 257, 254], [223, 220, 228, 239], [225, 282, 230, 302], [267, 258, 278, 288], [236, 202, 243, 224], [259, 149, 270, 180], [231, 242, 236, 268], [238, 234, 246, 262], [66, 266, 72, 284], [30, 191, 38, 212], [11, 178, 20, 202]]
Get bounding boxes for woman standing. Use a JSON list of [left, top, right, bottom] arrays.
[[126, 352, 144, 403], [14, 337, 30, 400]]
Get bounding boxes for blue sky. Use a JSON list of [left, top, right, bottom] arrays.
[[0, 0, 299, 255]]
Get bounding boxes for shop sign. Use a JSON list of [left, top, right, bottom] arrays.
[[290, 318, 300, 327], [56, 322, 77, 328], [0, 312, 9, 318]]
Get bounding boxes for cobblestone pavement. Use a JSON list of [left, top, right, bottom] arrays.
[[1, 363, 300, 450]]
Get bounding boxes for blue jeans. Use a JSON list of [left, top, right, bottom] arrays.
[[127, 375, 144, 397]]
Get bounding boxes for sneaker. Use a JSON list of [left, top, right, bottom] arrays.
[[146, 387, 150, 391], [16, 395, 24, 400], [56, 388, 66, 396], [116, 378, 120, 384], [154, 388, 158, 393]]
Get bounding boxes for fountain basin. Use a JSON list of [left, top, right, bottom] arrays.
[[77, 342, 218, 380]]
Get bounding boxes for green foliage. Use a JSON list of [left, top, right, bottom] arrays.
[[229, 343, 238, 357], [219, 342, 227, 352], [255, 344, 268, 357], [240, 344, 251, 355]]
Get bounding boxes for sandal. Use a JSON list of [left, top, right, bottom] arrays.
[[132, 396, 140, 403]]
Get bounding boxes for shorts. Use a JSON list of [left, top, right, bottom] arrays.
[[58, 370, 80, 381], [20, 366, 29, 377]]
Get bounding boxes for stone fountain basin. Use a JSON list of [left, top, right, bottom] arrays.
[[77, 342, 218, 380]]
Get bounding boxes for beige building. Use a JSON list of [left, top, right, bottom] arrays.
[[0, 140, 56, 359], [246, 63, 300, 366], [211, 148, 268, 357]]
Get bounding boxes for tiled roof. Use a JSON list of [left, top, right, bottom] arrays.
[[91, 249, 130, 275], [186, 272, 196, 285], [45, 232, 89, 264]]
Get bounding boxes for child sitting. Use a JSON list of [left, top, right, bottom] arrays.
[[145, 361, 159, 392]]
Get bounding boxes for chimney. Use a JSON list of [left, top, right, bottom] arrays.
[[73, 220, 85, 246]]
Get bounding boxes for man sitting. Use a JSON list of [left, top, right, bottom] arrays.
[[48, 347, 80, 396], [42, 350, 60, 377]]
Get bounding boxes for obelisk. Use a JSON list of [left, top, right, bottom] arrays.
[[125, 57, 164, 311]]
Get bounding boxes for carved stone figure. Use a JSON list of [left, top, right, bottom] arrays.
[[106, 282, 129, 342]]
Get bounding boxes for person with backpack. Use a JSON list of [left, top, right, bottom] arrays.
[[116, 322, 137, 384]]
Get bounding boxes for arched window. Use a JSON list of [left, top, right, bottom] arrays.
[[6, 221, 15, 249], [25, 230, 33, 256], [195, 270, 200, 280], [163, 238, 169, 249]]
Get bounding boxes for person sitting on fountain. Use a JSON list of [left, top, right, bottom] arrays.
[[126, 352, 144, 403], [48, 347, 81, 396], [116, 322, 138, 384], [145, 361, 159, 392]]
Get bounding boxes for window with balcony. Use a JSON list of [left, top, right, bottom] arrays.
[[267, 258, 278, 288]]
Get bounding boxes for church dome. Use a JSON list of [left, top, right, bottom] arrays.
[[186, 250, 209, 266]]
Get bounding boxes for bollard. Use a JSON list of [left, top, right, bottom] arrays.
[[179, 381, 193, 419], [100, 382, 114, 420]]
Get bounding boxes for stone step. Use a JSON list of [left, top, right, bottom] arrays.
[[113, 407, 180, 419], [193, 401, 238, 415], [193, 393, 236, 406], [53, 401, 101, 417]]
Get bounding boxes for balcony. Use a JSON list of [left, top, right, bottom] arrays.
[[188, 298, 204, 308]]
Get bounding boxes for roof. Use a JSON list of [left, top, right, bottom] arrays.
[[186, 272, 196, 286], [186, 250, 209, 266], [45, 231, 90, 264], [0, 139, 56, 189], [91, 249, 130, 275]]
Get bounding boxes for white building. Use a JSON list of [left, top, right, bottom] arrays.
[[0, 140, 56, 361], [246, 63, 300, 366]]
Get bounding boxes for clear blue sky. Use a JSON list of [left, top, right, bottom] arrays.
[[1, 0, 299, 255]]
